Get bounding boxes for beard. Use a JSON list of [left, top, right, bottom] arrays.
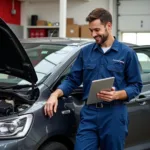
[[94, 29, 109, 45]]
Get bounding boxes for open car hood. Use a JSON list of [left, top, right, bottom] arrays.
[[0, 18, 37, 84]]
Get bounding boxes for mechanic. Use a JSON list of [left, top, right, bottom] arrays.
[[44, 8, 142, 150]]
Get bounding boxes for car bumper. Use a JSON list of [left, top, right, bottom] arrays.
[[0, 137, 37, 150], [0, 139, 18, 150]]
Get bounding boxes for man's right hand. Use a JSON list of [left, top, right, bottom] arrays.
[[44, 89, 64, 118], [44, 94, 58, 118]]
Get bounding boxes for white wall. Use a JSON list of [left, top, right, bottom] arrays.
[[67, 0, 109, 25], [21, 0, 109, 25]]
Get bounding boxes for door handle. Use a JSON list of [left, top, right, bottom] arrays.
[[136, 98, 147, 105], [136, 95, 148, 105], [61, 110, 71, 115]]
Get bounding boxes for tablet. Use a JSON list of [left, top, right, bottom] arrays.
[[86, 77, 115, 105]]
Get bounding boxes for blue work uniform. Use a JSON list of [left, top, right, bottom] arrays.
[[58, 39, 143, 150]]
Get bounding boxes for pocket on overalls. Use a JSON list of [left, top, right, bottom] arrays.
[[83, 63, 97, 81], [107, 62, 125, 86]]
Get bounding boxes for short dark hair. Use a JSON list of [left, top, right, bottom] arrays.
[[86, 8, 112, 25]]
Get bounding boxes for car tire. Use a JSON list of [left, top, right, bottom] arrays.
[[41, 142, 68, 150]]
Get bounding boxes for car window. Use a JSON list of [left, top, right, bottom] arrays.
[[33, 45, 75, 74], [0, 44, 76, 85], [26, 45, 65, 66], [136, 50, 150, 73], [135, 48, 150, 83]]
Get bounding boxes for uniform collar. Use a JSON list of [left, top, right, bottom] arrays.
[[93, 38, 120, 52]]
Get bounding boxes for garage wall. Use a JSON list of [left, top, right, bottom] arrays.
[[0, 0, 21, 25], [67, 0, 109, 25], [8, 24, 23, 39], [21, 0, 118, 38], [21, 0, 109, 25], [118, 0, 150, 40]]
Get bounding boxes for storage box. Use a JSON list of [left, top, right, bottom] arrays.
[[29, 29, 47, 38], [66, 18, 74, 25], [39, 29, 47, 37], [29, 29, 36, 38], [80, 25, 92, 38], [36, 20, 47, 26], [66, 24, 80, 38]]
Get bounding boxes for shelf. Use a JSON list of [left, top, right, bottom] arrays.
[[26, 26, 59, 29], [24, 26, 59, 38]]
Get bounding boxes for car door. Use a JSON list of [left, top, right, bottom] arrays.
[[125, 47, 150, 150], [55, 62, 84, 127], [125, 88, 150, 149]]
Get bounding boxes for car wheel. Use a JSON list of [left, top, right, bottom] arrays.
[[41, 142, 68, 150]]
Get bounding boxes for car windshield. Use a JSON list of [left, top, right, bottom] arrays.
[[135, 47, 150, 83], [0, 43, 75, 85]]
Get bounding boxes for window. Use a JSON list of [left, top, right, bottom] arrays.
[[137, 52, 150, 73], [122, 33, 150, 45], [122, 33, 136, 44], [137, 33, 150, 45]]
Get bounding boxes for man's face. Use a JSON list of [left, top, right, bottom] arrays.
[[89, 19, 111, 45]]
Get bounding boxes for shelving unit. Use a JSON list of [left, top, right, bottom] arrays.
[[26, 26, 59, 29], [24, 26, 59, 38]]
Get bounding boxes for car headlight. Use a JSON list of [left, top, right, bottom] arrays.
[[0, 114, 33, 139]]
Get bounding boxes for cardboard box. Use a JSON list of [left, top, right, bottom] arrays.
[[66, 18, 74, 25], [80, 25, 92, 38], [66, 24, 80, 38], [36, 20, 47, 26]]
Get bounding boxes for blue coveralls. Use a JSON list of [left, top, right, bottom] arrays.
[[58, 39, 143, 150]]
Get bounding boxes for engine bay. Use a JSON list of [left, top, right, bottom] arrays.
[[0, 89, 38, 117], [0, 100, 30, 117]]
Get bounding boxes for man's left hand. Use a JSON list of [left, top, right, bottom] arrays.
[[96, 87, 118, 102]]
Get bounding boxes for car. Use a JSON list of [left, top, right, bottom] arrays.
[[0, 18, 150, 150]]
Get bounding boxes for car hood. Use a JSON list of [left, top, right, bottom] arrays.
[[0, 18, 37, 84]]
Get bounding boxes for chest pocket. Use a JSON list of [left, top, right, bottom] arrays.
[[107, 62, 125, 85], [83, 63, 97, 81], [107, 62, 124, 72]]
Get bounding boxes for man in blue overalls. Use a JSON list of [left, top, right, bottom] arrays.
[[44, 8, 142, 150]]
